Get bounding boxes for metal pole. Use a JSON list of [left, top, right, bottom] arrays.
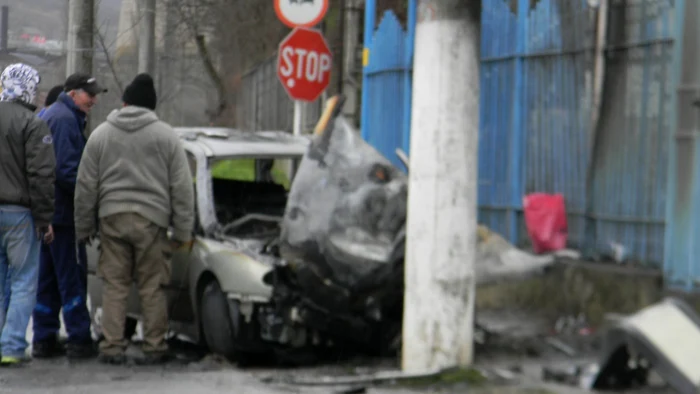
[[138, 0, 156, 75], [402, 0, 479, 372], [342, 0, 361, 124], [664, 0, 691, 290], [1, 6, 9, 51], [337, 0, 345, 94], [360, 0, 375, 140], [293, 100, 303, 136]]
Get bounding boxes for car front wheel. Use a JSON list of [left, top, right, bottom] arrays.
[[200, 280, 238, 360]]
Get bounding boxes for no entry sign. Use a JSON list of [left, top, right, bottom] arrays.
[[277, 27, 332, 102], [274, 0, 329, 28]]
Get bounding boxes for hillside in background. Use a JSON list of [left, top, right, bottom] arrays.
[[1, 0, 121, 42]]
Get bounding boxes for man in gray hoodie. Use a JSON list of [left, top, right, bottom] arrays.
[[74, 74, 194, 365]]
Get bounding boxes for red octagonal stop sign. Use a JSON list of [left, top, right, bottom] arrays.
[[277, 27, 332, 102]]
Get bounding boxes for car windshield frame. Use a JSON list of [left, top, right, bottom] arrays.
[[209, 154, 302, 238]]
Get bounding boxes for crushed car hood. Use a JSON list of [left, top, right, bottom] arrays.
[[279, 116, 407, 293]]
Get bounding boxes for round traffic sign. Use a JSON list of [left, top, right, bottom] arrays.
[[277, 27, 332, 102], [274, 0, 329, 28]]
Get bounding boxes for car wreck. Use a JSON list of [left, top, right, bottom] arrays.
[[87, 98, 556, 363], [86, 101, 407, 362]]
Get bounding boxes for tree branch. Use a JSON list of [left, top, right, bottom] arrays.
[[194, 34, 227, 119], [94, 22, 124, 95]]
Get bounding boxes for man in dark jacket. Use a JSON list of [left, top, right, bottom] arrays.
[[0, 63, 56, 366], [37, 84, 65, 117], [32, 73, 107, 360]]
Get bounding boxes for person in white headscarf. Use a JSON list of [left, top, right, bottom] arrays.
[[0, 63, 56, 366]]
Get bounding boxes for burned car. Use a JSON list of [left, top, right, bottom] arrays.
[[87, 110, 409, 361], [87, 127, 310, 356]]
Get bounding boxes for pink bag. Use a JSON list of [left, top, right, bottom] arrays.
[[523, 193, 568, 254]]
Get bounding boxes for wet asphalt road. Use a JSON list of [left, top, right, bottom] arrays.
[[0, 354, 427, 394]]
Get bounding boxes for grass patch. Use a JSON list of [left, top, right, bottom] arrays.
[[399, 368, 487, 388]]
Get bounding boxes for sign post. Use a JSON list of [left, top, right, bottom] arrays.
[[277, 27, 333, 135], [293, 98, 303, 136]]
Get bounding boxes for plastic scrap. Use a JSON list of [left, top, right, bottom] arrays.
[[523, 193, 568, 254]]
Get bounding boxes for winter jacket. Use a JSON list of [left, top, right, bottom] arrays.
[[74, 106, 195, 242], [38, 92, 87, 226], [0, 100, 56, 228]]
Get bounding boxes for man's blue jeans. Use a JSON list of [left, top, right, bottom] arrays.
[[0, 205, 40, 358]]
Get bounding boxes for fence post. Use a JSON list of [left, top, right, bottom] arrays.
[[361, 0, 376, 140], [507, 0, 528, 245], [664, 0, 689, 290]]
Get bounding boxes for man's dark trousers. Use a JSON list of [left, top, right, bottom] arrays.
[[32, 225, 92, 345]]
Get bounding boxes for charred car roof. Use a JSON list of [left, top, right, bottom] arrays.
[[174, 127, 311, 158]]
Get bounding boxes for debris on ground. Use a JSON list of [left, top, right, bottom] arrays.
[[476, 225, 556, 286], [262, 367, 489, 393], [588, 297, 700, 393]]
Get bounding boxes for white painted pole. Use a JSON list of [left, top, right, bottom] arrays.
[[66, 0, 94, 77], [293, 100, 303, 135], [402, 0, 480, 372]]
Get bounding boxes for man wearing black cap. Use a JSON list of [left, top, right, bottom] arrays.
[[74, 74, 194, 365], [32, 72, 107, 360]]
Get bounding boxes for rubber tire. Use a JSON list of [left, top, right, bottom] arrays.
[[200, 280, 238, 360]]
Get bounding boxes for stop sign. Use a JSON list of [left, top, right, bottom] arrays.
[[277, 27, 332, 102]]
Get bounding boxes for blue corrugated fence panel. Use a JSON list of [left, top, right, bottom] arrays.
[[363, 11, 411, 170], [359, 0, 680, 269], [479, 0, 518, 237], [591, 0, 674, 266], [522, 0, 591, 249]]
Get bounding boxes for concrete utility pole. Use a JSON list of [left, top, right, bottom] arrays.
[[402, 0, 480, 373], [66, 0, 95, 77], [138, 0, 156, 76]]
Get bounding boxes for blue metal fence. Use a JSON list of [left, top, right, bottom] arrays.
[[362, 0, 680, 268], [480, 0, 596, 249], [478, 0, 677, 267], [361, 0, 415, 170], [589, 0, 677, 266], [664, 0, 693, 291]]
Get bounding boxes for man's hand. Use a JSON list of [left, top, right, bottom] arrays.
[[38, 225, 54, 244]]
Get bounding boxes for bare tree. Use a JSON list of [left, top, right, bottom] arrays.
[[95, 18, 124, 95]]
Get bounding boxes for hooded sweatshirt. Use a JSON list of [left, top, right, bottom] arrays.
[[74, 106, 195, 242]]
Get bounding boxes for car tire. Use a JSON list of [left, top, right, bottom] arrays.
[[200, 280, 238, 360]]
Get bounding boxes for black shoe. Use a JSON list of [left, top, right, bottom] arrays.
[[32, 339, 66, 359], [134, 351, 173, 366], [98, 353, 126, 365], [66, 342, 97, 360]]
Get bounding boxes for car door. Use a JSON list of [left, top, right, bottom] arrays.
[[164, 151, 199, 322]]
